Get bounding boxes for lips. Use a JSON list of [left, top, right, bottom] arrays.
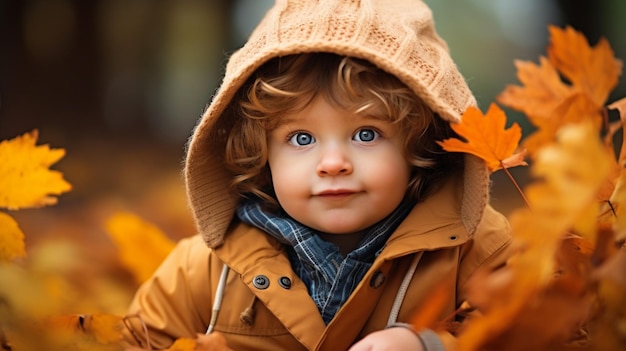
[[316, 189, 357, 197]]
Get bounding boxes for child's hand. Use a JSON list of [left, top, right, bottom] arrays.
[[348, 326, 425, 351]]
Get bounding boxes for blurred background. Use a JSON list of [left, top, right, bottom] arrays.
[[0, 0, 625, 287]]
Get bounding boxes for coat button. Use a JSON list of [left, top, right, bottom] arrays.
[[278, 276, 292, 289], [253, 275, 270, 289], [370, 270, 385, 288]]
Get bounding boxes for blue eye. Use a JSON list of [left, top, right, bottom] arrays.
[[289, 132, 315, 146], [354, 128, 378, 142]]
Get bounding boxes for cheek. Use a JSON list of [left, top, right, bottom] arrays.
[[267, 152, 304, 198], [367, 153, 411, 192]]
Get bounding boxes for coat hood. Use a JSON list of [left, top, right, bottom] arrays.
[[184, 0, 490, 248]]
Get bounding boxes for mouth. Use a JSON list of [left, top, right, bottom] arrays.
[[316, 189, 358, 198]]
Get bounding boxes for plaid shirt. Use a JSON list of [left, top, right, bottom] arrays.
[[236, 198, 413, 324]]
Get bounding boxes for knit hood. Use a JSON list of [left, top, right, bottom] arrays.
[[185, 0, 490, 248]]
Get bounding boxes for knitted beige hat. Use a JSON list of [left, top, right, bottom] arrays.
[[185, 0, 490, 248]]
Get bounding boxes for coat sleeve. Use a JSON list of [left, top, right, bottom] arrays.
[[122, 235, 214, 349]]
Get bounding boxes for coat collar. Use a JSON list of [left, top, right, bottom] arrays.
[[381, 175, 470, 259]]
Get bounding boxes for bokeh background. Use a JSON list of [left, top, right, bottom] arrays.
[[1, 0, 625, 299]]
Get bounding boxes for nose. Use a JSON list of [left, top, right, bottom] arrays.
[[316, 146, 353, 176]]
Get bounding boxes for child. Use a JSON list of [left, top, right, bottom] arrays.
[[124, 0, 512, 350]]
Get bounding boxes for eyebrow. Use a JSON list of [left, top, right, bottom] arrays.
[[279, 111, 387, 125]]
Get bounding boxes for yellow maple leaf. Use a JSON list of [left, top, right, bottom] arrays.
[[0, 211, 26, 261], [105, 212, 175, 283], [85, 313, 125, 344], [46, 313, 124, 344], [437, 103, 526, 172], [529, 121, 611, 240], [0, 130, 72, 210]]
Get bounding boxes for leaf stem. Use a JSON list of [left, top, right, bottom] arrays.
[[500, 161, 532, 210]]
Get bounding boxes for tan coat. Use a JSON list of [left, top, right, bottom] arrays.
[[125, 177, 511, 350]]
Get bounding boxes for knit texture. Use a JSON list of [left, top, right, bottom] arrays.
[[185, 0, 490, 248]]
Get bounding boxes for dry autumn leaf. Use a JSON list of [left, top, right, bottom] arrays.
[[409, 278, 452, 332], [47, 313, 124, 344], [607, 97, 626, 169], [498, 57, 572, 124], [528, 122, 611, 241], [437, 103, 526, 172], [166, 337, 196, 351], [0, 211, 26, 261], [498, 26, 623, 157], [520, 92, 603, 157], [587, 247, 626, 350], [599, 168, 626, 242], [195, 332, 234, 351], [608, 96, 626, 122], [0, 129, 72, 210], [105, 212, 176, 283], [138, 332, 234, 351], [89, 313, 126, 344], [462, 253, 594, 351], [458, 122, 611, 351], [547, 25, 622, 108]]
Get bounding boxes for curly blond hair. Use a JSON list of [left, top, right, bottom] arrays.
[[223, 53, 461, 205]]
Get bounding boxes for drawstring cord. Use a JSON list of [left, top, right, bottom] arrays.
[[387, 252, 423, 325], [206, 264, 230, 334], [239, 296, 258, 325]]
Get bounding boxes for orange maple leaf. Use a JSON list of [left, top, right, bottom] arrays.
[[497, 26, 623, 157], [498, 57, 573, 124], [547, 25, 622, 108], [599, 168, 626, 242], [0, 129, 72, 210], [520, 92, 602, 156], [437, 103, 525, 172], [409, 278, 452, 332], [105, 212, 176, 283]]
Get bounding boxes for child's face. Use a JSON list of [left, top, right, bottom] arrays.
[[267, 95, 411, 235]]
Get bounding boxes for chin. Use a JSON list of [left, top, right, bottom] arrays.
[[315, 222, 371, 235]]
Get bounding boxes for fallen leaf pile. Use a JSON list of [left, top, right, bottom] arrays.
[[1, 25, 625, 350]]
